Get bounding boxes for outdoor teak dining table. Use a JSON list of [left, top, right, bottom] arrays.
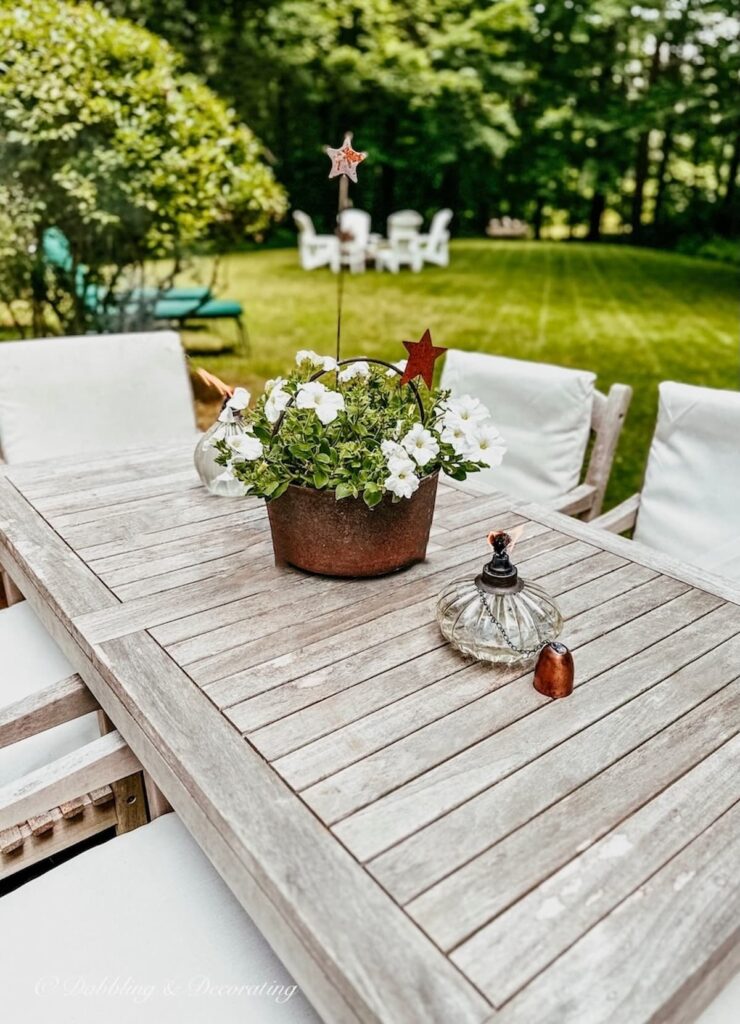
[[1, 443, 739, 1024]]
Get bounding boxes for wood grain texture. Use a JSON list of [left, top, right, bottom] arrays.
[[494, 798, 740, 1024], [0, 730, 139, 830], [0, 674, 98, 749], [3, 449, 740, 1024]]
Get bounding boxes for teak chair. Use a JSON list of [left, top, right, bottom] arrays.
[[593, 381, 740, 586], [440, 349, 632, 520], [0, 680, 147, 881], [0, 697, 320, 1022], [0, 330, 196, 861]]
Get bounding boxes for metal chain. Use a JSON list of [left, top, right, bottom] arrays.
[[475, 584, 546, 657]]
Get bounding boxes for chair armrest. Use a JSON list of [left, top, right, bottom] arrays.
[[0, 674, 99, 750], [0, 730, 140, 831], [591, 493, 641, 534], [543, 483, 597, 516]]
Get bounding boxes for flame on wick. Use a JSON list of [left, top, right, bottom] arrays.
[[196, 368, 233, 398], [487, 524, 525, 553]]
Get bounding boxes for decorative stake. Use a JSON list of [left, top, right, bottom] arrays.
[[400, 329, 448, 390], [325, 131, 367, 368], [533, 642, 575, 698], [326, 133, 367, 182]]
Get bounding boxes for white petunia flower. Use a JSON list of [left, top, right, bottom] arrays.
[[338, 360, 370, 382], [264, 386, 291, 424], [440, 414, 474, 456], [218, 386, 251, 423], [265, 376, 286, 394], [381, 439, 406, 461], [295, 381, 345, 425], [385, 463, 420, 499], [466, 423, 506, 467], [444, 394, 490, 425], [401, 423, 440, 467], [228, 433, 263, 462], [385, 359, 407, 378], [295, 350, 337, 372]]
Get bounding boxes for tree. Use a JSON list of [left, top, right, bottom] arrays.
[[0, 0, 287, 336]]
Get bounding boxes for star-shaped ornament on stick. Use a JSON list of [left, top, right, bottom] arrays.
[[400, 329, 448, 390], [326, 132, 367, 183]]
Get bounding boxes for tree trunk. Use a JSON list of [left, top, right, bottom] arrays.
[[652, 128, 673, 228], [587, 191, 605, 241], [532, 196, 544, 240], [631, 42, 663, 242], [630, 132, 650, 241], [720, 133, 740, 235]]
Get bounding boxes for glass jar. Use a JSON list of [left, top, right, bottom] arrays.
[[436, 531, 563, 666], [193, 410, 248, 498]]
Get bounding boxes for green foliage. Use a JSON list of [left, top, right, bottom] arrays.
[[0, 0, 287, 335], [212, 356, 497, 507], [108, 0, 740, 245]]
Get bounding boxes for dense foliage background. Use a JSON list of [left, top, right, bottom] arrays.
[[0, 0, 285, 335], [108, 0, 740, 253]]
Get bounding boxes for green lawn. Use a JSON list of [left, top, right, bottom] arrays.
[[186, 240, 738, 508]]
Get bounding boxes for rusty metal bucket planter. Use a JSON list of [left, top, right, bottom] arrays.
[[266, 472, 439, 577]]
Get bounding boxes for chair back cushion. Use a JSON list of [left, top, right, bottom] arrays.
[[0, 330, 196, 463], [635, 381, 740, 582], [441, 349, 595, 500]]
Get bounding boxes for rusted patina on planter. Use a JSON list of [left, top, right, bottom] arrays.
[[266, 472, 439, 577]]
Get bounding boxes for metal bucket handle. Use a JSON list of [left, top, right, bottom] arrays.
[[271, 357, 425, 435]]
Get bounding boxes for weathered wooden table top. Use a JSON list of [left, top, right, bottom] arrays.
[[1, 443, 739, 1024]]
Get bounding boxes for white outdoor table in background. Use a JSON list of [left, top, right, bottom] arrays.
[[1, 443, 738, 1023]]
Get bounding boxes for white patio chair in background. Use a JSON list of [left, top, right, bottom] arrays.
[[0, 720, 321, 1023], [417, 208, 453, 267], [593, 381, 740, 585], [337, 208, 372, 272], [385, 209, 424, 272], [441, 349, 632, 519], [293, 210, 340, 272]]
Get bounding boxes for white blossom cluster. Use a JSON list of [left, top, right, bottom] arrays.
[[212, 350, 506, 501]]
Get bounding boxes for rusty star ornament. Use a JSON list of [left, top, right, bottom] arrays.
[[399, 329, 448, 390], [326, 132, 367, 183]]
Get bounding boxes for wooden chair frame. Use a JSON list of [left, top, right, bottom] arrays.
[[538, 382, 632, 520], [0, 670, 165, 881]]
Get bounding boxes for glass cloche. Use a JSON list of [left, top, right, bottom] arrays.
[[436, 531, 563, 666], [194, 391, 250, 498]]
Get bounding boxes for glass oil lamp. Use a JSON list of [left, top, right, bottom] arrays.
[[436, 531, 563, 666]]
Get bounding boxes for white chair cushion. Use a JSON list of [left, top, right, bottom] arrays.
[[634, 382, 740, 583], [0, 813, 322, 1023], [697, 972, 740, 1023], [0, 603, 99, 784], [441, 350, 595, 501], [0, 330, 196, 463]]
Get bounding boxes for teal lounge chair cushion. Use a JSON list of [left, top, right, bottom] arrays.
[[153, 297, 243, 320]]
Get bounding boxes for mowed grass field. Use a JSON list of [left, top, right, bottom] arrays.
[[188, 240, 736, 507]]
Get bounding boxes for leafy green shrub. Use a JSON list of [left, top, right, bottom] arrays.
[[0, 0, 287, 335]]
